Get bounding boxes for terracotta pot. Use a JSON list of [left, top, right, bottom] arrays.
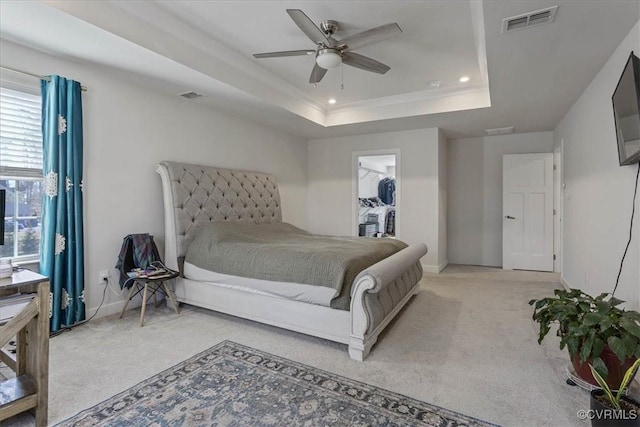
[[572, 346, 637, 389], [590, 389, 640, 427]]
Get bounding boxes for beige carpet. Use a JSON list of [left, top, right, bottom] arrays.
[[3, 265, 591, 426]]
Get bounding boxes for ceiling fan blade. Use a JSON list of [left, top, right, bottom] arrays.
[[342, 52, 390, 74], [286, 9, 333, 47], [309, 63, 328, 83], [253, 50, 315, 59], [338, 23, 402, 51]]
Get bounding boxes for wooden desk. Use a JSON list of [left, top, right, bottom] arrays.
[[0, 270, 50, 426]]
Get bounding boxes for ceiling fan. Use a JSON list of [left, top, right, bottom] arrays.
[[253, 9, 402, 84]]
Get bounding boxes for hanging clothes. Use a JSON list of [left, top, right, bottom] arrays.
[[378, 178, 396, 205], [115, 234, 161, 288], [386, 210, 396, 236]]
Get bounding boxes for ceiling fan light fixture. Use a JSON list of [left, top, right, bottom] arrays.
[[316, 48, 342, 69], [252, 9, 400, 84]]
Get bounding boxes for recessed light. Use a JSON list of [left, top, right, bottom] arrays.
[[459, 76, 470, 83], [328, 98, 337, 104], [179, 91, 202, 99]]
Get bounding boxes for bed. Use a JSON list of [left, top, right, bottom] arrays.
[[156, 161, 427, 360]]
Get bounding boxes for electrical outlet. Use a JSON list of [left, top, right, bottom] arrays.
[[98, 270, 110, 285]]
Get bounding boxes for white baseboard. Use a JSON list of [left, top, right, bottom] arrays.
[[86, 290, 152, 320], [85, 300, 128, 320], [422, 262, 448, 274], [560, 275, 572, 291]]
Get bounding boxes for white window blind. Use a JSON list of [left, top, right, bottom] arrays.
[[0, 87, 43, 178]]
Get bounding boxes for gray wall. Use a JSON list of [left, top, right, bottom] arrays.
[[554, 21, 640, 309], [307, 128, 444, 270], [447, 132, 554, 267], [1, 39, 308, 318]]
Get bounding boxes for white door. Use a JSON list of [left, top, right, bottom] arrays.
[[553, 148, 562, 273], [503, 153, 554, 271]]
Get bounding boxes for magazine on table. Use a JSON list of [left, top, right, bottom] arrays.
[[126, 266, 177, 280]]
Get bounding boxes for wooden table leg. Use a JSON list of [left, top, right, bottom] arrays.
[[140, 283, 149, 327], [16, 328, 26, 375], [162, 282, 180, 315], [119, 284, 138, 319], [25, 281, 49, 427]]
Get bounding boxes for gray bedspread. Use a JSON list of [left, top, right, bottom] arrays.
[[185, 222, 407, 310]]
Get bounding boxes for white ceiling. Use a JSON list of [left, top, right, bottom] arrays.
[[0, 1, 638, 140], [157, 1, 483, 105]]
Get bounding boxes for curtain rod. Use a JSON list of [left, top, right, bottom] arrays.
[[0, 65, 88, 92]]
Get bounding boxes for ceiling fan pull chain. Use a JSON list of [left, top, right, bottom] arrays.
[[341, 63, 344, 90]]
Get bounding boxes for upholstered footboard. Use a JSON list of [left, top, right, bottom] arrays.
[[349, 244, 427, 361]]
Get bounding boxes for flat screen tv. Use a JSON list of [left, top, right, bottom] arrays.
[[613, 51, 640, 166], [0, 189, 5, 246]]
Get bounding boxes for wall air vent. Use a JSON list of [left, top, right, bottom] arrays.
[[179, 91, 202, 99], [485, 126, 514, 136], [502, 6, 558, 33]]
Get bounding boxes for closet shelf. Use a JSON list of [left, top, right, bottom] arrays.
[[359, 166, 391, 176]]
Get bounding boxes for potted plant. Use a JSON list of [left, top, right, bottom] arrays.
[[529, 289, 640, 389], [589, 358, 640, 426]]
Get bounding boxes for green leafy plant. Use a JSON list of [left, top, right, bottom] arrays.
[[529, 289, 640, 378], [590, 358, 640, 410]]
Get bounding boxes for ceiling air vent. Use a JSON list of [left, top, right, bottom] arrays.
[[502, 6, 558, 33], [485, 126, 514, 136], [179, 91, 202, 99]]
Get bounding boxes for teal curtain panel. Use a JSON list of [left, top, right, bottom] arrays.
[[40, 75, 85, 332]]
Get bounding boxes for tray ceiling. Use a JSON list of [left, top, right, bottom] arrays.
[[0, 1, 638, 139]]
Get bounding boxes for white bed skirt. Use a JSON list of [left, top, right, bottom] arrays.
[[183, 262, 337, 307], [173, 276, 352, 344]]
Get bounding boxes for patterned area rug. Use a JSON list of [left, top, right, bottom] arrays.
[[58, 341, 498, 427]]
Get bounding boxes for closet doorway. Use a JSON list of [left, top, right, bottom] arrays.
[[352, 150, 400, 239]]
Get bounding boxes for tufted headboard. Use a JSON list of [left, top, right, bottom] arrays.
[[156, 161, 282, 270]]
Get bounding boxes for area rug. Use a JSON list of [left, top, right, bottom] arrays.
[[58, 341, 498, 427]]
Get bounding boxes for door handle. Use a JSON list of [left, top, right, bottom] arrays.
[[505, 215, 516, 219]]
